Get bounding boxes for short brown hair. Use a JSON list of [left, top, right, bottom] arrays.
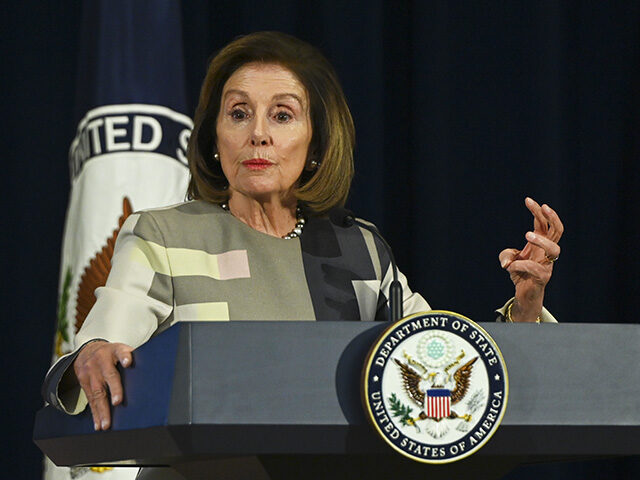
[[187, 31, 355, 214]]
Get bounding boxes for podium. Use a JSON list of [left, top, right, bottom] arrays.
[[34, 321, 640, 478]]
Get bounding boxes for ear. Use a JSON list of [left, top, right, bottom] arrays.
[[305, 157, 320, 171]]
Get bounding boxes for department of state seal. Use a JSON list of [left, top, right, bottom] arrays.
[[362, 311, 508, 464]]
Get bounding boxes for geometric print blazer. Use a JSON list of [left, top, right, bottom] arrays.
[[45, 200, 429, 413]]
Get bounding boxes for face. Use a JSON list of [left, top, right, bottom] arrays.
[[216, 63, 312, 204]]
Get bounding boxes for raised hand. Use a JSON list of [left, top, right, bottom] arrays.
[[498, 197, 564, 322]]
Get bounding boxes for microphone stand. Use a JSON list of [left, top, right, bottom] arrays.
[[329, 209, 403, 322]]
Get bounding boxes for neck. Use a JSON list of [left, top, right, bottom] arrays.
[[227, 193, 298, 238]]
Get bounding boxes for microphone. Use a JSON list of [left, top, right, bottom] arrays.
[[329, 208, 404, 322]]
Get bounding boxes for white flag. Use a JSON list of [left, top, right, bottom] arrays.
[[45, 1, 191, 479]]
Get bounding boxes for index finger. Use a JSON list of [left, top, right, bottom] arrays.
[[114, 344, 134, 368]]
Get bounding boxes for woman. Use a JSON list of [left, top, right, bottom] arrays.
[[44, 31, 562, 438]]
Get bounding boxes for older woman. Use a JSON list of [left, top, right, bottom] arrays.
[[44, 32, 562, 441]]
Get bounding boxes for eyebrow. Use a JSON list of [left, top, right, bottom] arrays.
[[223, 89, 305, 107]]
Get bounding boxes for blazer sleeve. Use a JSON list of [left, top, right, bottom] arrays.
[[42, 211, 174, 414]]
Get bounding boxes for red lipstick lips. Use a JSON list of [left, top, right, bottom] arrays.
[[242, 158, 273, 170]]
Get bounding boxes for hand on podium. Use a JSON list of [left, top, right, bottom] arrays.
[[73, 340, 133, 431]]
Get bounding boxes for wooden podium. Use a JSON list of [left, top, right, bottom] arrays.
[[34, 321, 640, 478]]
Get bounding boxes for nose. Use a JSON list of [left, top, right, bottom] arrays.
[[250, 116, 272, 146]]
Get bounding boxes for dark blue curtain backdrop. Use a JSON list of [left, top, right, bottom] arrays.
[[2, 1, 638, 479]]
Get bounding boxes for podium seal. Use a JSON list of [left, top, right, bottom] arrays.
[[362, 311, 508, 463]]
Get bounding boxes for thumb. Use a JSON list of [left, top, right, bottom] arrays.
[[499, 248, 520, 269]]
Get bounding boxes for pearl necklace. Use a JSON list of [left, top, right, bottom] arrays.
[[220, 203, 306, 239]]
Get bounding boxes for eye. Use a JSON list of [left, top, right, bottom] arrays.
[[229, 108, 248, 121], [275, 111, 292, 123]]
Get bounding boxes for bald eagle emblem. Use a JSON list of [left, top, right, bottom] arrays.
[[392, 352, 477, 438], [363, 311, 508, 463]]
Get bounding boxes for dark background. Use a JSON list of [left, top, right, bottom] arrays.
[[2, 1, 638, 478]]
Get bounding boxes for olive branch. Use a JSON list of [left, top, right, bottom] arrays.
[[53, 267, 73, 358], [56, 266, 73, 343], [388, 393, 413, 426]]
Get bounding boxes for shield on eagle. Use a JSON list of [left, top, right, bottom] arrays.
[[426, 388, 451, 419]]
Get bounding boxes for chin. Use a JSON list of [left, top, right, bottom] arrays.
[[235, 183, 291, 201]]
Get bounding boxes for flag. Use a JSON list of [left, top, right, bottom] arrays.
[[45, 1, 192, 479], [426, 389, 451, 419]]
